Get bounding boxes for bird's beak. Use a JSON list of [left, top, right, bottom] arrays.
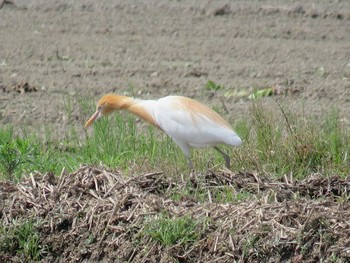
[[84, 110, 101, 128]]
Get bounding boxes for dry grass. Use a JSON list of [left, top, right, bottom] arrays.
[[1, 166, 350, 262]]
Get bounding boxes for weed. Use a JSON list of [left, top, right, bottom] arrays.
[[82, 112, 184, 171], [1, 99, 350, 180], [0, 127, 38, 180], [232, 102, 350, 178], [205, 80, 223, 92], [0, 220, 45, 261], [144, 214, 206, 246], [214, 188, 253, 203]]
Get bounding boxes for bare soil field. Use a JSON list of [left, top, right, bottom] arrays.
[[1, 0, 350, 137], [1, 0, 350, 262]]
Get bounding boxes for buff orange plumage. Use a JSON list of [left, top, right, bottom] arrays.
[[84, 94, 242, 169]]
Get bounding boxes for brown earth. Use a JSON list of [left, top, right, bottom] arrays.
[[1, 0, 350, 138], [1, 166, 350, 262], [1, 1, 350, 262]]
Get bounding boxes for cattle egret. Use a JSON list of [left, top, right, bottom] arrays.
[[84, 94, 242, 169]]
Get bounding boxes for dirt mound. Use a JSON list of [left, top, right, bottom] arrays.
[[1, 166, 350, 262]]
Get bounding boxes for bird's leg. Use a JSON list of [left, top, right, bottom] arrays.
[[173, 140, 194, 171], [214, 146, 230, 169], [187, 158, 197, 183], [187, 158, 194, 170]]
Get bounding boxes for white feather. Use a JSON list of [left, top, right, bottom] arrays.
[[151, 96, 242, 156]]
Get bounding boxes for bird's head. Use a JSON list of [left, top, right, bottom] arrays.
[[84, 94, 127, 128]]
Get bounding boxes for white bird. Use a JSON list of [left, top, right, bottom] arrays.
[[84, 94, 242, 169]]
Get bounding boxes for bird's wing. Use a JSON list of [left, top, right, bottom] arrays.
[[154, 96, 241, 147], [156, 96, 231, 128]]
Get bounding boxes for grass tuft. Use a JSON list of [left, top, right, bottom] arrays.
[[144, 214, 206, 246], [0, 219, 45, 261], [0, 127, 39, 181], [232, 102, 350, 177]]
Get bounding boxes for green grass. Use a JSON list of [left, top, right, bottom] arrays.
[[0, 100, 349, 181], [231, 103, 350, 178], [0, 219, 45, 261], [144, 214, 206, 246], [0, 103, 188, 179], [205, 80, 223, 92], [82, 114, 183, 171], [0, 127, 42, 181]]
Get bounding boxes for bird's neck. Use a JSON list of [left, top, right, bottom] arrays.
[[123, 97, 160, 129]]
